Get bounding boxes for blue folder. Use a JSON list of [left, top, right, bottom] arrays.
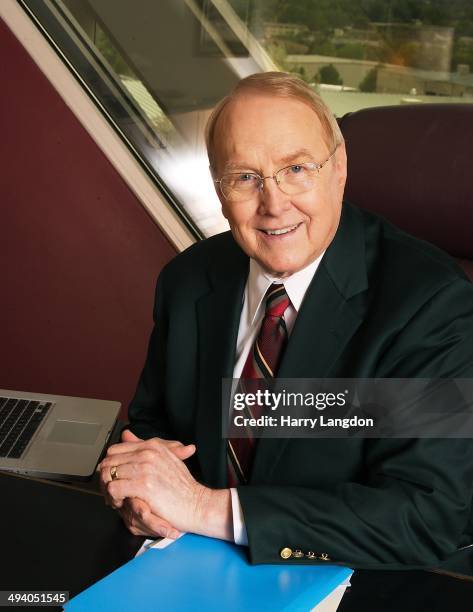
[[66, 534, 352, 611]]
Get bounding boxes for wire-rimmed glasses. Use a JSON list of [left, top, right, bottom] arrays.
[[214, 147, 337, 202]]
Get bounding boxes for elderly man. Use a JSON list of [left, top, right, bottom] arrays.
[[99, 72, 473, 573]]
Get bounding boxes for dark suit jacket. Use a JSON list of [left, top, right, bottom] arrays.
[[128, 201, 473, 574]]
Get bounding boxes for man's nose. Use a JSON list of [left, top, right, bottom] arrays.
[[257, 176, 291, 215]]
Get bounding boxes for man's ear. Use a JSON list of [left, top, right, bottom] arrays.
[[210, 164, 229, 215], [335, 141, 348, 190]]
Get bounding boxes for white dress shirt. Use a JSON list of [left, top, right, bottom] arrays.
[[230, 253, 324, 545]]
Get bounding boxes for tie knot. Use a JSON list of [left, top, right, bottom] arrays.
[[265, 284, 290, 318]]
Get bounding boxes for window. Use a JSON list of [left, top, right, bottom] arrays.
[[20, 0, 473, 237]]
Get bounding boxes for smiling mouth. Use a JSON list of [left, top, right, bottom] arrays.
[[259, 223, 301, 236]]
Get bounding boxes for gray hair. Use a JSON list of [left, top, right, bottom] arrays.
[[205, 71, 344, 170]]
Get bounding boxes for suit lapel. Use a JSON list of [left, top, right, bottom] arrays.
[[251, 203, 370, 483], [195, 238, 248, 488]]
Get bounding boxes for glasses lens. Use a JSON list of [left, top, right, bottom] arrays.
[[220, 173, 260, 201], [277, 164, 316, 195]]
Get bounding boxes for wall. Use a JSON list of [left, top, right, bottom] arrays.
[[0, 18, 178, 416]]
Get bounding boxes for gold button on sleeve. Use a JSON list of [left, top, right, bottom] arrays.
[[280, 547, 292, 560]]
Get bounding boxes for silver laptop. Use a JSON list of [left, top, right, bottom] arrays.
[[0, 389, 120, 480]]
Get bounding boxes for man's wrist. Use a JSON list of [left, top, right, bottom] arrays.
[[191, 486, 233, 541]]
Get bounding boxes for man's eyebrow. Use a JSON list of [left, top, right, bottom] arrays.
[[222, 149, 316, 173], [277, 148, 316, 165], [222, 161, 251, 173]]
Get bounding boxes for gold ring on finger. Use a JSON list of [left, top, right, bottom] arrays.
[[110, 465, 119, 481]]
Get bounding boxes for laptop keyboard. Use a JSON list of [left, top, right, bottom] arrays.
[[0, 397, 52, 459]]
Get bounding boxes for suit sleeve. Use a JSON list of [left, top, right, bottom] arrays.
[[127, 271, 175, 440], [238, 278, 473, 569]]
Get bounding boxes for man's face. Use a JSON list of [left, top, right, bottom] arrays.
[[212, 94, 347, 278]]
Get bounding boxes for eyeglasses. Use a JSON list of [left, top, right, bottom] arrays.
[[214, 147, 337, 202]]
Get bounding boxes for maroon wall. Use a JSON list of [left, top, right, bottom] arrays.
[[0, 19, 178, 417]]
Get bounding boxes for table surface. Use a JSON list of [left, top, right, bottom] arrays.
[[1, 471, 472, 612]]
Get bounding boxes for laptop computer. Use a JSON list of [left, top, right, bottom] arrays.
[[0, 389, 120, 481]]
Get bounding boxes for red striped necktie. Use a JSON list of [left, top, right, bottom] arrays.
[[228, 283, 290, 486]]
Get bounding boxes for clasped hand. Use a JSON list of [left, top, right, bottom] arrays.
[[98, 430, 203, 537]]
